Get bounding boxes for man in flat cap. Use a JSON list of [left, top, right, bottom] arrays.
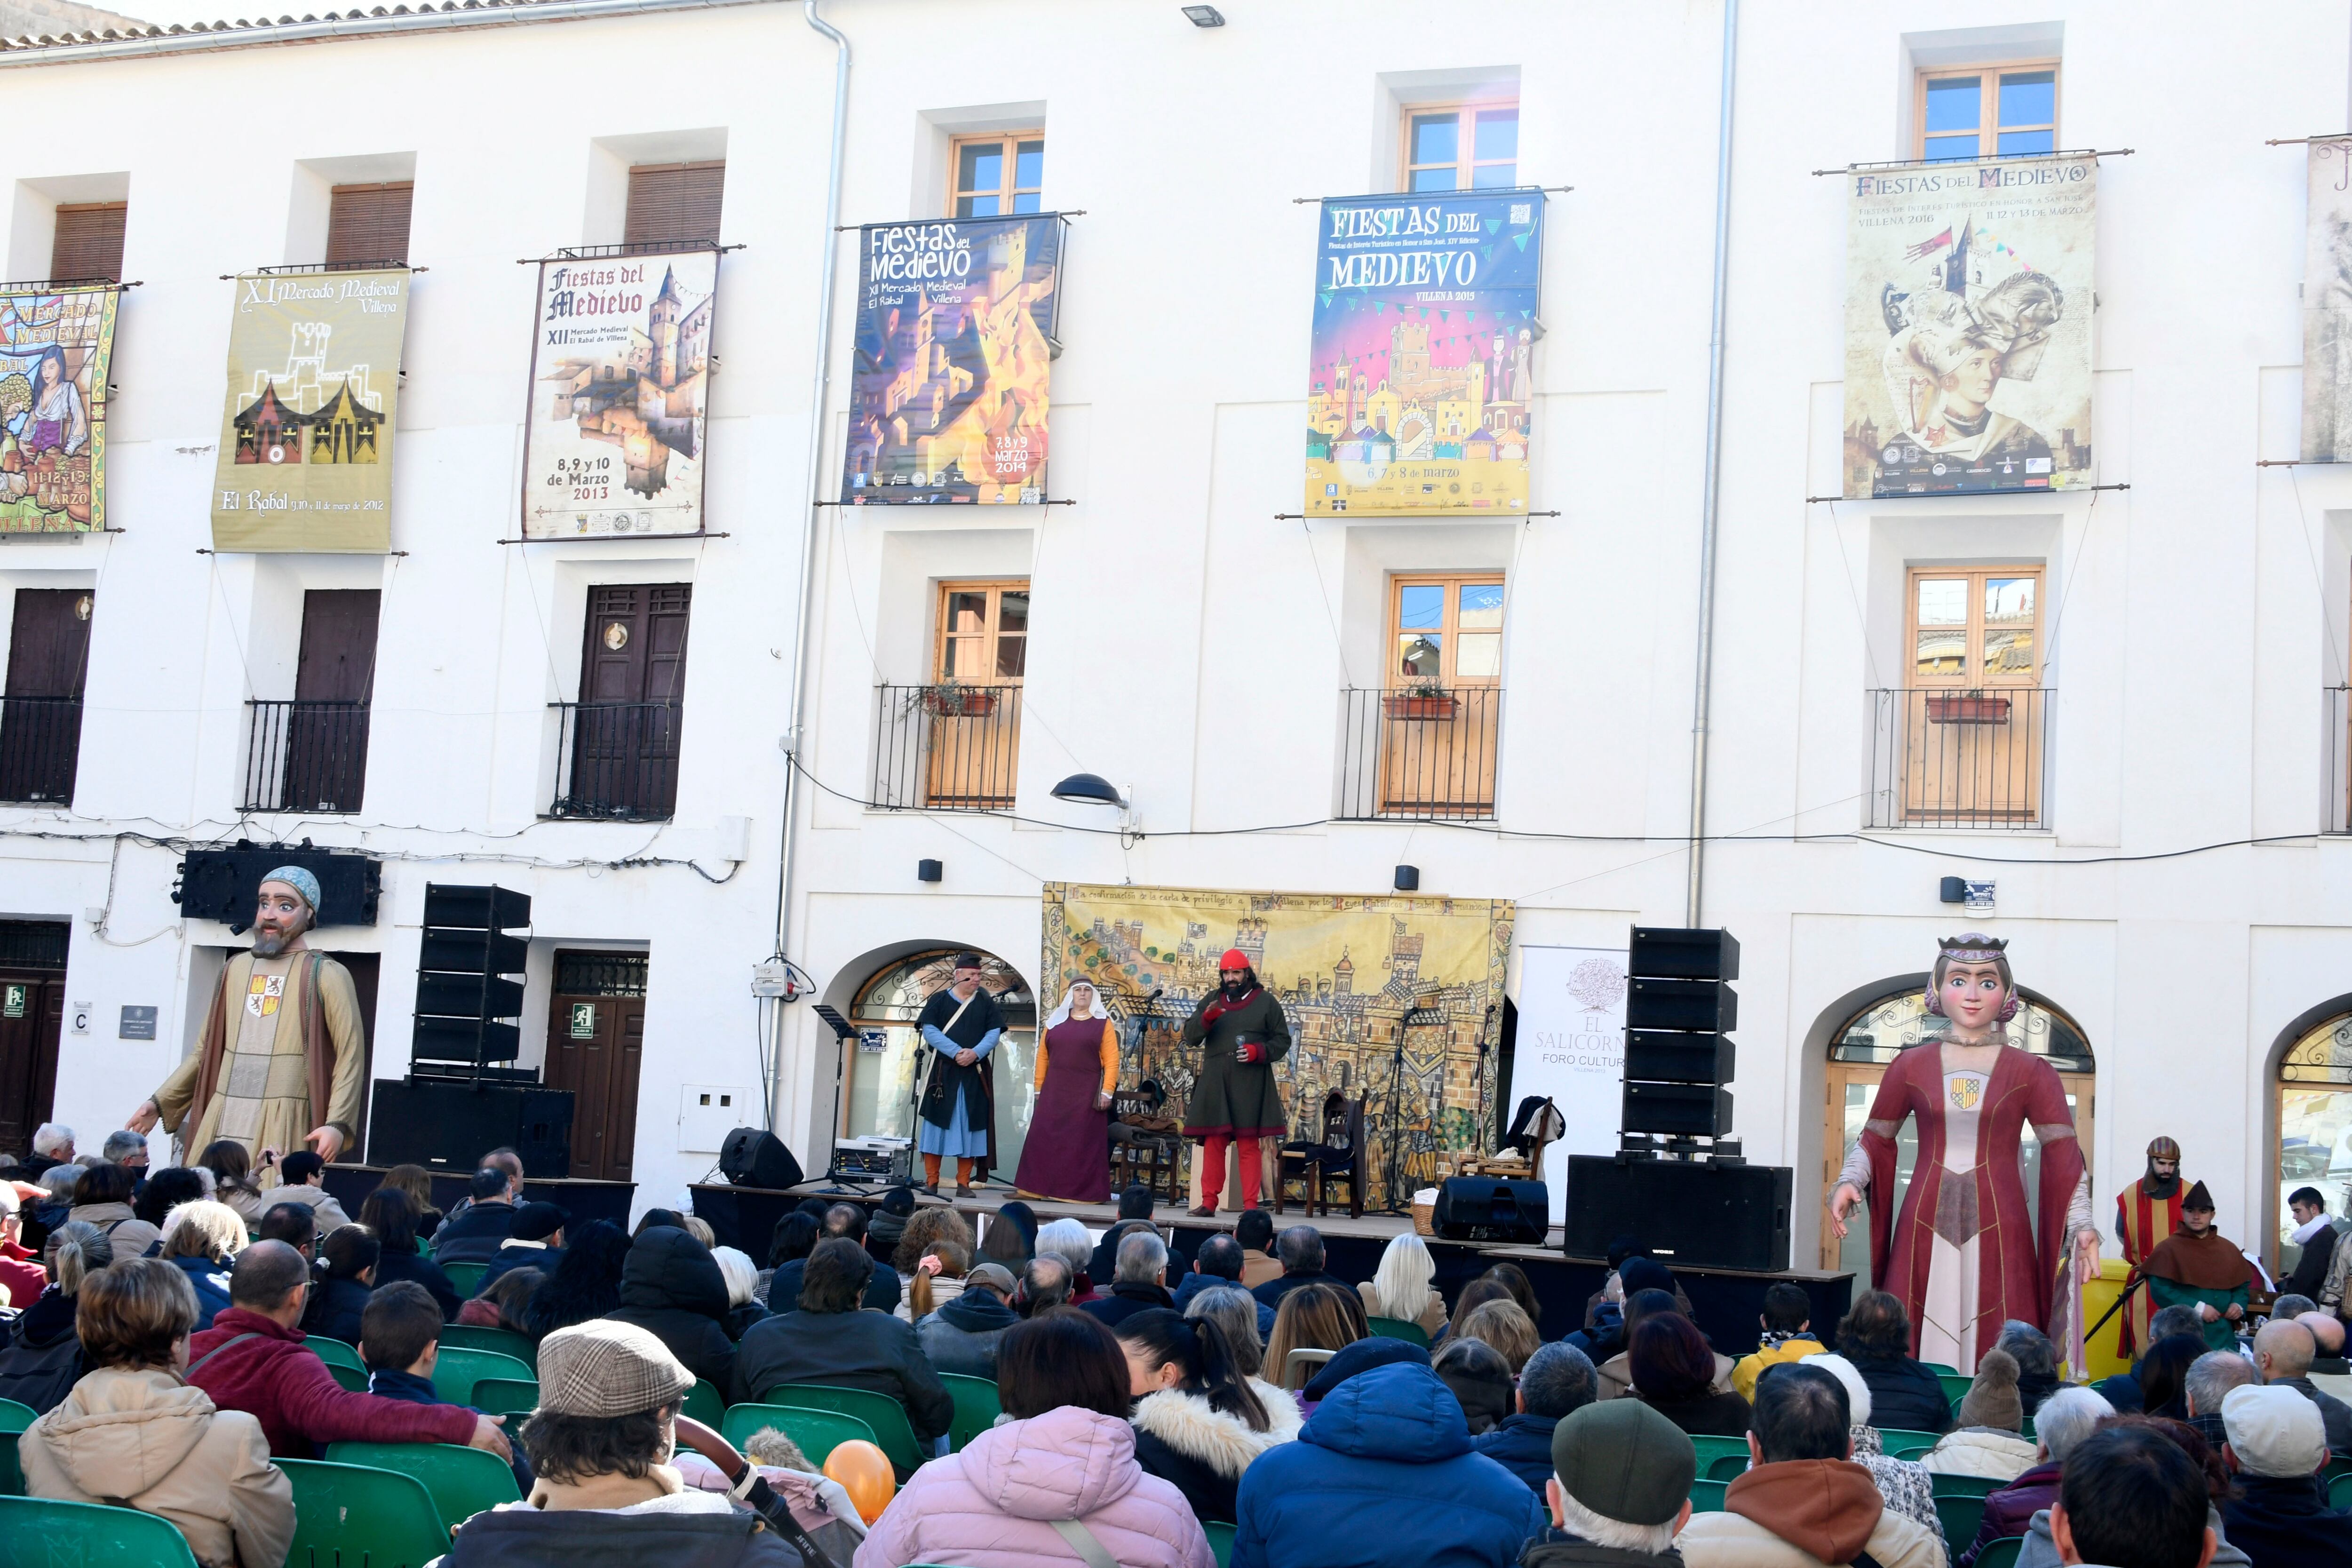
[[125, 866, 366, 1175]]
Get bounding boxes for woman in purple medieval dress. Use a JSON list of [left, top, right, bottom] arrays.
[[1013, 980, 1120, 1204]]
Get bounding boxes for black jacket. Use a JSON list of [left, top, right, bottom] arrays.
[[431, 1201, 519, 1266], [1080, 1280, 1176, 1330], [1089, 1219, 1159, 1285], [2221, 1473, 2352, 1568], [0, 1286, 85, 1415], [729, 1305, 954, 1444], [477, 1241, 565, 1296], [1633, 1387, 1752, 1438], [301, 1274, 373, 1346], [1518, 1527, 1685, 1568], [442, 1503, 824, 1568], [917, 1289, 1017, 1378], [373, 1243, 464, 1322], [1469, 1412, 1560, 1496], [605, 1226, 737, 1392], [1845, 1349, 1955, 1434], [1252, 1268, 1347, 1310]]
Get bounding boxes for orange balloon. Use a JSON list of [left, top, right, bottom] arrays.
[[822, 1438, 896, 1523]]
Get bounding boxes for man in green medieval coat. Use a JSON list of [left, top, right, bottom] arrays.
[[2144, 1181, 2253, 1353], [1183, 947, 1290, 1217]]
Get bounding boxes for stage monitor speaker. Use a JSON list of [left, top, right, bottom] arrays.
[[174, 847, 381, 930], [1624, 1031, 1734, 1085], [1621, 1080, 1734, 1136], [720, 1127, 805, 1190], [367, 1077, 574, 1175], [1625, 977, 1738, 1034], [1563, 1155, 1791, 1272], [1629, 926, 1741, 981], [1431, 1176, 1549, 1244]]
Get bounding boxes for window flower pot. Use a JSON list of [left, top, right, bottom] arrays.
[[1924, 692, 2012, 725], [1384, 692, 1460, 720], [922, 687, 999, 717]]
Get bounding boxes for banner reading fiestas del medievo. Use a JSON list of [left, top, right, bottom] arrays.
[[210, 268, 410, 552]]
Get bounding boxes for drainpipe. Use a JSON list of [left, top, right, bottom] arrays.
[[1685, 0, 1739, 927], [768, 0, 849, 1125]]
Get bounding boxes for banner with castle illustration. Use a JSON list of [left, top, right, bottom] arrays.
[[1305, 191, 1542, 517], [1842, 155, 2095, 498], [521, 249, 717, 537], [2301, 139, 2352, 461], [0, 285, 116, 533], [843, 215, 1062, 505], [1041, 883, 1514, 1211], [209, 269, 410, 551]]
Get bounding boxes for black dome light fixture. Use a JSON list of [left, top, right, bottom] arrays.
[[1050, 772, 1137, 834]]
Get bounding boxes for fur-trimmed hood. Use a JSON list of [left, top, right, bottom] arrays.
[[1131, 1381, 1301, 1479]]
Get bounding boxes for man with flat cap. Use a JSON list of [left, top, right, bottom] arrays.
[[125, 866, 367, 1173], [913, 952, 1004, 1197], [1523, 1398, 1694, 1566]]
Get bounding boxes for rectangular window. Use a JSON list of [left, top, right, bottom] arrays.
[[1906, 565, 2042, 686], [1401, 103, 1519, 192], [950, 134, 1044, 218], [1342, 573, 1504, 820], [49, 203, 126, 282], [623, 161, 725, 247], [1884, 564, 2048, 828], [325, 182, 414, 267], [1917, 65, 2058, 162], [894, 578, 1025, 810], [1391, 574, 1505, 687]]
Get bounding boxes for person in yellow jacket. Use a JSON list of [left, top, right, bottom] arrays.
[[1732, 1282, 1828, 1403]]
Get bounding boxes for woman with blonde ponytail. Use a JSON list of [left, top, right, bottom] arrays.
[[906, 1240, 970, 1321], [0, 1219, 115, 1413], [1117, 1307, 1299, 1524]]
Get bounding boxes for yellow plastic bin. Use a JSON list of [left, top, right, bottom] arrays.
[[2071, 1258, 2132, 1383]]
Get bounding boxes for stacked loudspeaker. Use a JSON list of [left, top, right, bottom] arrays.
[[1563, 925, 1794, 1272], [367, 883, 576, 1176]]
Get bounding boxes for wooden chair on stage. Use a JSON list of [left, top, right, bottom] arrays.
[[1108, 1079, 1184, 1206], [1275, 1090, 1365, 1220]]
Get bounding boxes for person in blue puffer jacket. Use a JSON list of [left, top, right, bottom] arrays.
[[156, 1199, 243, 1331], [1233, 1358, 1543, 1568]]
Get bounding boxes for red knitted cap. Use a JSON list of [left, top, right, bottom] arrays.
[[1219, 949, 1251, 971]]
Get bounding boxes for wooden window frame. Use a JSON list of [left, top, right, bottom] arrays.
[[1904, 564, 2044, 689], [933, 578, 1030, 685], [325, 181, 414, 268], [1914, 62, 2060, 163], [1387, 573, 1505, 689], [948, 133, 1045, 219], [1398, 100, 1521, 193], [623, 159, 726, 247]]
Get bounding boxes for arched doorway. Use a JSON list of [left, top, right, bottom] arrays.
[[839, 948, 1039, 1178], [1820, 980, 2096, 1271], [2274, 1007, 2352, 1282]]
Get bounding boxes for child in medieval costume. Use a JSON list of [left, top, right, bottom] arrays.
[[1829, 934, 2100, 1373], [2143, 1182, 2252, 1354]]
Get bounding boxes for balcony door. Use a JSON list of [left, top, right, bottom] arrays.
[[283, 589, 377, 812], [565, 583, 691, 819], [0, 588, 92, 805], [1378, 574, 1502, 818], [1901, 566, 2044, 825], [925, 580, 1025, 809]]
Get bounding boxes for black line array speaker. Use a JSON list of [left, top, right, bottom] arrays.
[[174, 846, 381, 930], [1431, 1176, 1549, 1244], [1621, 927, 1739, 1139], [367, 1078, 575, 1175], [1563, 1154, 1792, 1272], [412, 883, 531, 1065], [720, 1128, 805, 1190]]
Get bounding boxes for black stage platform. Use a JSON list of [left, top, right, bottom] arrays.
[[690, 1181, 1853, 1358], [326, 1163, 637, 1230]]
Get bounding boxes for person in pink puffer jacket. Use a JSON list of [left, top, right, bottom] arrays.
[[855, 1310, 1213, 1568]]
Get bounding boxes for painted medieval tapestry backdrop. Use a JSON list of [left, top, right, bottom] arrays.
[[1042, 883, 1514, 1210], [1841, 154, 2095, 498], [0, 285, 117, 533], [842, 215, 1063, 506], [522, 249, 717, 538], [1305, 190, 1542, 519], [2302, 138, 2352, 460], [210, 269, 410, 551]]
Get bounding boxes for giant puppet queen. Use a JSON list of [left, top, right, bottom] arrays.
[[1828, 935, 2099, 1371]]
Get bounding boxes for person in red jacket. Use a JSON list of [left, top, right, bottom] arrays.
[[185, 1240, 509, 1461], [0, 1181, 47, 1308]]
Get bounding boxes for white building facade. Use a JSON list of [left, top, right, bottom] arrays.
[[1, 0, 2349, 1278]]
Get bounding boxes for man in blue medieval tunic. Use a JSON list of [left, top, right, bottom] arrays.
[[914, 954, 1003, 1197]]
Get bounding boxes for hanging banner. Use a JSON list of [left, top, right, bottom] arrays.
[[1506, 945, 1629, 1225], [2303, 139, 2352, 460], [843, 215, 1062, 505], [1041, 883, 1513, 1211], [1841, 154, 2095, 498], [209, 269, 409, 552], [1305, 191, 1542, 517], [0, 284, 116, 533], [521, 248, 717, 537]]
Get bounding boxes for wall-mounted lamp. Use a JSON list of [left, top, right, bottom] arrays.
[[917, 859, 943, 883], [1394, 865, 1420, 891], [1181, 5, 1225, 24], [1051, 772, 1138, 833]]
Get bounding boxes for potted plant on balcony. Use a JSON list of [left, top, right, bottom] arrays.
[[1923, 689, 2013, 725], [1384, 681, 1459, 721], [918, 680, 998, 718]]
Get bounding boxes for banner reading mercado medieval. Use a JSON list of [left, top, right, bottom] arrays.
[[1842, 154, 2095, 498], [2302, 138, 2352, 461], [1306, 191, 1542, 517], [843, 215, 1061, 505], [1041, 882, 1514, 1210], [521, 249, 716, 538], [0, 284, 117, 533], [209, 269, 409, 552]]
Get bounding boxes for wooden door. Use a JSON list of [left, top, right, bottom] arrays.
[[0, 588, 92, 804], [1902, 567, 2045, 824], [284, 589, 378, 812], [927, 581, 1025, 807], [545, 953, 647, 1182], [1380, 575, 1502, 817], [572, 584, 691, 818], [0, 972, 64, 1160]]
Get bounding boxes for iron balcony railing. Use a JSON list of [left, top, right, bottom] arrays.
[[1867, 687, 2051, 830], [549, 700, 683, 820], [1337, 686, 1502, 821], [243, 699, 370, 813], [0, 695, 82, 806], [872, 683, 1022, 810], [2329, 686, 2350, 834]]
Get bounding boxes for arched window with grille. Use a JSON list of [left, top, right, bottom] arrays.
[[2275, 1011, 2352, 1282]]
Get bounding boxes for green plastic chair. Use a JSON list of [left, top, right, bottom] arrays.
[[0, 1400, 35, 1429], [1921, 1361, 1961, 1377], [473, 1377, 541, 1418], [2330, 1471, 2352, 1510], [1873, 1426, 1945, 1452], [1704, 1451, 1749, 1481], [1938, 1372, 1975, 1409], [0, 1401, 33, 1500], [1976, 1539, 2024, 1568], [1203, 1519, 1235, 1568], [1935, 1492, 1987, 1550], [1687, 1478, 1729, 1513], [0, 1494, 200, 1567], [325, 1440, 520, 1535], [1366, 1315, 1430, 1347], [306, 1336, 366, 1373], [438, 1324, 538, 1373], [1891, 1443, 1938, 1463], [720, 1403, 878, 1464], [1687, 1434, 1751, 1477], [763, 1384, 924, 1477], [940, 1374, 1002, 1452], [442, 1262, 487, 1297], [1931, 1472, 2006, 1498], [684, 1378, 725, 1427], [432, 1346, 534, 1407], [278, 1457, 449, 1568]]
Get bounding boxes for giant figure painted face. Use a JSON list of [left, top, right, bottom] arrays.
[[1925, 932, 2018, 1035]]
